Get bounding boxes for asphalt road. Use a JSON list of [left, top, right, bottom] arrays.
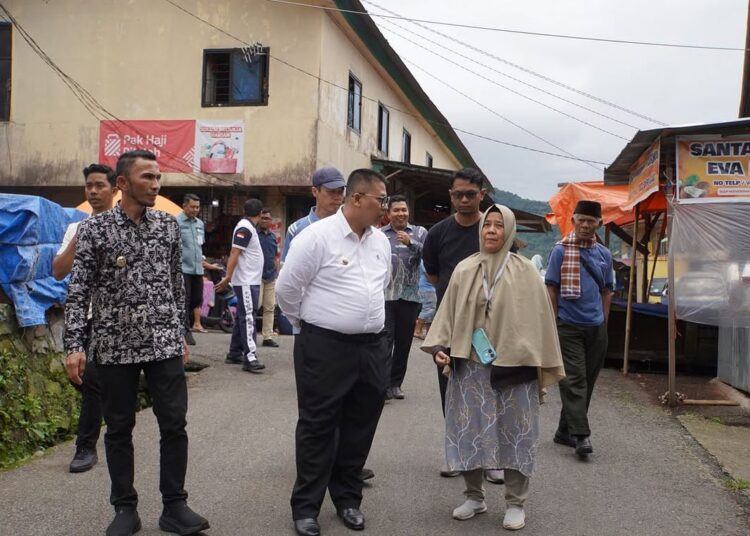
[[1, 331, 748, 535]]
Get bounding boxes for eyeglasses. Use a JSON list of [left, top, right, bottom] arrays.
[[450, 190, 480, 200], [356, 193, 390, 207]]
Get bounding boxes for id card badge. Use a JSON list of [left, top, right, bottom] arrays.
[[471, 328, 497, 365]]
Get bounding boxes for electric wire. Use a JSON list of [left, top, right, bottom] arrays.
[[164, 0, 608, 166], [378, 17, 641, 131], [267, 0, 749, 52], [364, 0, 667, 126], [379, 21, 631, 140], [0, 3, 244, 189]]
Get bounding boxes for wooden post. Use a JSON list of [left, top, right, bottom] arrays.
[[667, 200, 677, 406], [641, 214, 651, 303], [648, 216, 668, 301], [623, 204, 640, 375]]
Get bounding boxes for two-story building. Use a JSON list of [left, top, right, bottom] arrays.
[[0, 0, 546, 254]]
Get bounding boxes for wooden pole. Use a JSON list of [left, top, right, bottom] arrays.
[[623, 204, 640, 375], [641, 214, 651, 303], [667, 198, 678, 406]]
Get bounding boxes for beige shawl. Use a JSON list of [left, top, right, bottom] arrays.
[[421, 204, 565, 388]]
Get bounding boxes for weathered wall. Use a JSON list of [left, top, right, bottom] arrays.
[[0, 0, 323, 188], [316, 13, 461, 173]]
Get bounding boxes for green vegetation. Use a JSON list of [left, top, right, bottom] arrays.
[[492, 188, 560, 260], [0, 345, 79, 470], [723, 478, 750, 492]]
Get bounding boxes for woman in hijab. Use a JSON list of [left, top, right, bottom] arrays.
[[422, 204, 564, 531]]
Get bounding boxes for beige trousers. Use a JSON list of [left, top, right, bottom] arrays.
[[260, 279, 276, 340], [462, 468, 529, 507]]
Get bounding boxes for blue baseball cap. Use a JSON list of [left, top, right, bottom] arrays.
[[312, 166, 346, 189]]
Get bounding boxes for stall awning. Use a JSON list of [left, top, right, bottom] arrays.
[[547, 181, 666, 236]]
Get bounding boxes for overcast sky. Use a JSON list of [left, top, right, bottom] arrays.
[[364, 0, 748, 201]]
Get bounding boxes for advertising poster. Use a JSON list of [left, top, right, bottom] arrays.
[[625, 139, 660, 209], [676, 136, 750, 203], [195, 120, 245, 174], [99, 120, 195, 173]]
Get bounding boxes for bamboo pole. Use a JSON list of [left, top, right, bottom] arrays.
[[683, 400, 739, 406], [648, 215, 668, 301], [667, 195, 677, 406], [623, 204, 640, 375]]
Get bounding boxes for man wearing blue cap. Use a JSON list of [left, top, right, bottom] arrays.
[[281, 166, 346, 263]]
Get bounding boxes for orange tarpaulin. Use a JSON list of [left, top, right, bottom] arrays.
[[547, 181, 666, 235], [76, 192, 182, 216]]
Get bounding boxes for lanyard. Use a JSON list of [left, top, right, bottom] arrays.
[[481, 254, 510, 313]]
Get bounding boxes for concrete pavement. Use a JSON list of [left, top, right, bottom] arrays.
[[1, 331, 749, 535]]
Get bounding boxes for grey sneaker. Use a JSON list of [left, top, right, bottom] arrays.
[[452, 499, 487, 520], [503, 506, 526, 530]]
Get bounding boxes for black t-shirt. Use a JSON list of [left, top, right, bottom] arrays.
[[422, 216, 480, 305]]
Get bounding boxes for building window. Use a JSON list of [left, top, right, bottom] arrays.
[[402, 128, 411, 163], [347, 73, 362, 132], [426, 152, 433, 168], [202, 48, 269, 107], [377, 103, 389, 154], [0, 23, 10, 122]]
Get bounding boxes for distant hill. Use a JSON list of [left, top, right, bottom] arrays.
[[491, 188, 560, 262]]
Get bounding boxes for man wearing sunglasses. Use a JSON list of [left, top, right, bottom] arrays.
[[422, 167, 503, 485]]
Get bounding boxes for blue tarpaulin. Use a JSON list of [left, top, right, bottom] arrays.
[[0, 194, 87, 327]]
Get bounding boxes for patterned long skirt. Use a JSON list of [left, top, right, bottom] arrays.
[[445, 359, 540, 478]]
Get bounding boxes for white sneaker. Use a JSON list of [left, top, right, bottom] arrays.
[[503, 506, 526, 530], [484, 469, 505, 484], [452, 499, 487, 520]]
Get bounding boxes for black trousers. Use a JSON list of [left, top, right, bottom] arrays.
[[291, 322, 387, 520], [71, 360, 102, 450], [98, 357, 189, 509], [384, 299, 421, 388], [556, 321, 608, 437], [184, 273, 204, 329]]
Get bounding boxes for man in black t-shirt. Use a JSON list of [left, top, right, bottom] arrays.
[[422, 168, 506, 485]]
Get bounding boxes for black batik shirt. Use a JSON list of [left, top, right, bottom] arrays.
[[64, 204, 185, 365]]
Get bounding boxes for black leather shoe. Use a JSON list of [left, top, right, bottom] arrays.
[[184, 331, 196, 346], [360, 467, 375, 481], [575, 435, 593, 457], [158, 501, 210, 535], [69, 446, 97, 473], [337, 507, 365, 530], [553, 430, 576, 448], [294, 518, 320, 536], [225, 354, 243, 364], [262, 339, 280, 347], [242, 359, 266, 373], [391, 386, 405, 399], [106, 507, 141, 536]]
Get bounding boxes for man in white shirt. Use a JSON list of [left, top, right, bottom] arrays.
[[52, 163, 117, 474], [277, 169, 391, 536], [216, 199, 266, 373]]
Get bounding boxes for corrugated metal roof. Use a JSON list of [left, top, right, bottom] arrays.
[[603, 118, 750, 184]]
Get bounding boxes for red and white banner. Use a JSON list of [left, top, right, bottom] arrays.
[[98, 120, 196, 173]]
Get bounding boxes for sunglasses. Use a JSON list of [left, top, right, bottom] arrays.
[[450, 190, 480, 200]]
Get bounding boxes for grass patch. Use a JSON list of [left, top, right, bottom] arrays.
[[723, 478, 750, 492]]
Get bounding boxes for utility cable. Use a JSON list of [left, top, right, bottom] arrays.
[[164, 0, 608, 167], [0, 3, 244, 189], [404, 60, 602, 170], [378, 17, 641, 131], [267, 0, 748, 52], [379, 21, 631, 140], [365, 0, 667, 126]]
